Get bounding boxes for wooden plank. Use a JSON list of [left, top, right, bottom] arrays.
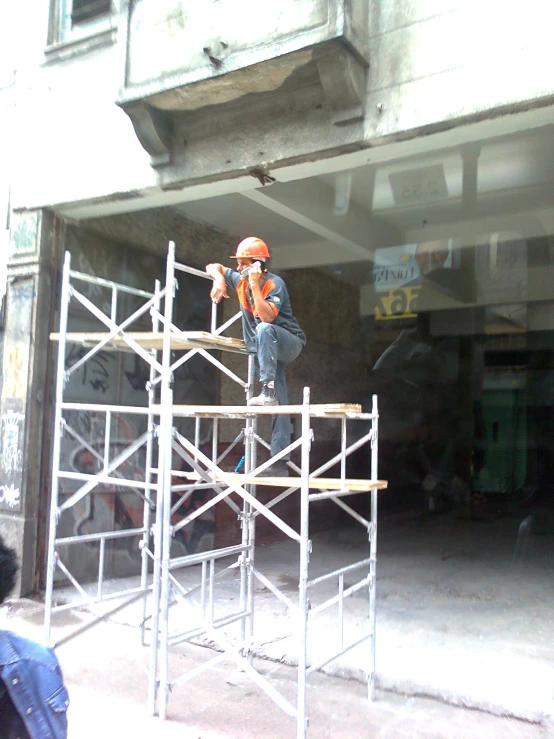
[[175, 471, 387, 491], [152, 403, 362, 417], [50, 331, 246, 352]]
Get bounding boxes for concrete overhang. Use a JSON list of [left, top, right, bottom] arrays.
[[116, 0, 370, 166]]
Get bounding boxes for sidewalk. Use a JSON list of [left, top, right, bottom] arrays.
[[1, 600, 549, 739]]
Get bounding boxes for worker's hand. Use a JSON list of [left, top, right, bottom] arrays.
[[248, 261, 263, 288], [210, 277, 228, 303]]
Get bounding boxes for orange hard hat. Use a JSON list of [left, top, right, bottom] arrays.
[[230, 237, 271, 260]]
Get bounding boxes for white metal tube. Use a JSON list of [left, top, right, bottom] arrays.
[[338, 574, 344, 650], [141, 278, 161, 646], [103, 411, 111, 472], [150, 310, 244, 388], [341, 416, 347, 485], [66, 289, 160, 378], [297, 387, 311, 739], [97, 538, 106, 600], [368, 394, 379, 701], [157, 241, 176, 720], [70, 288, 163, 374], [45, 251, 72, 644], [69, 269, 154, 298]]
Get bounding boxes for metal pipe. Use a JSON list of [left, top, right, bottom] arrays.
[[56, 527, 145, 545], [209, 558, 216, 623], [309, 429, 374, 480], [297, 387, 311, 739], [45, 251, 72, 645], [157, 241, 177, 720], [97, 538, 106, 600], [54, 590, 149, 648], [103, 411, 111, 473], [341, 416, 347, 486], [60, 402, 154, 415], [194, 417, 200, 464], [171, 431, 301, 541], [200, 561, 207, 617], [309, 575, 370, 617], [197, 348, 248, 388], [329, 497, 369, 528], [59, 430, 152, 511], [170, 610, 252, 649], [307, 557, 372, 588], [173, 263, 213, 280], [69, 269, 155, 298], [368, 395, 379, 701], [66, 289, 161, 378], [338, 574, 344, 650], [149, 310, 244, 388], [141, 277, 161, 646], [306, 632, 372, 676], [169, 543, 251, 569], [252, 568, 296, 611], [70, 288, 163, 375], [52, 585, 148, 615]]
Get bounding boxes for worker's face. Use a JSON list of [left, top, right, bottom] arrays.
[[237, 258, 254, 279]]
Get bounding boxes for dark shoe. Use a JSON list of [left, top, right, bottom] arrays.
[[258, 461, 290, 477], [248, 383, 278, 406]]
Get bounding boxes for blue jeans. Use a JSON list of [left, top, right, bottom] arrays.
[[254, 322, 305, 460]]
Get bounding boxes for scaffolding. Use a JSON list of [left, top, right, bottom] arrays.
[[46, 241, 386, 738]]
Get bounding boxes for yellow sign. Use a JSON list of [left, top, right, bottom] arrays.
[[375, 287, 420, 320]]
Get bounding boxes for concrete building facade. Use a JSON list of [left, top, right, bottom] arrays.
[[1, 0, 554, 599]]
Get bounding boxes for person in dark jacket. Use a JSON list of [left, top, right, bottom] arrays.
[[0, 536, 69, 739]]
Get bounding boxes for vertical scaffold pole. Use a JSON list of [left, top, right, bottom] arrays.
[[244, 355, 257, 658], [368, 394, 379, 700], [45, 252, 72, 645], [158, 242, 177, 720], [141, 279, 161, 647], [297, 386, 311, 739]]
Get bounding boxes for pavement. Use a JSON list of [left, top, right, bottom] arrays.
[[0, 606, 548, 739], [5, 512, 553, 737]]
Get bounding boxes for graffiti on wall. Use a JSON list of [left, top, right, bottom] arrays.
[[1, 410, 23, 475]]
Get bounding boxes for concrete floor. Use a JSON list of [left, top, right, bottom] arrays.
[[0, 611, 547, 738], [22, 510, 554, 733]]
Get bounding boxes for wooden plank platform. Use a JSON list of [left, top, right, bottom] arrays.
[[50, 331, 246, 353], [156, 402, 363, 417], [177, 471, 387, 492]]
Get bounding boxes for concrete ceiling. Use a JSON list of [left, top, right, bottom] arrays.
[[174, 123, 554, 277]]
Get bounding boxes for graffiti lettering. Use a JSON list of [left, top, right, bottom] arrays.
[[1, 410, 24, 474], [66, 345, 112, 394], [4, 345, 27, 399], [0, 484, 21, 509]]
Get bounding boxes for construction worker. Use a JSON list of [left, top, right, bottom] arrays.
[[206, 237, 306, 476]]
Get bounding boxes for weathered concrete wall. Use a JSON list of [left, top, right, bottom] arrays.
[[0, 211, 59, 595], [85, 208, 237, 266], [365, 1, 554, 143], [6, 0, 554, 214]]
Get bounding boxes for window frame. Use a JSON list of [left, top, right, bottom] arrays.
[[46, 0, 117, 59]]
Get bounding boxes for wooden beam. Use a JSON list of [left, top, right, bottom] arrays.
[[50, 331, 246, 353]]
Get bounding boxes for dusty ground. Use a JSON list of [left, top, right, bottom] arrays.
[[26, 509, 554, 734]]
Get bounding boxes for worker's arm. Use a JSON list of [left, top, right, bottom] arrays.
[[249, 263, 277, 323], [205, 263, 229, 303]]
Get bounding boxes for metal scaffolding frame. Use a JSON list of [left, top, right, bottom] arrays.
[[45, 241, 385, 738]]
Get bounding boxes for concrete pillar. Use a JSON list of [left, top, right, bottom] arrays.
[[0, 209, 58, 596]]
